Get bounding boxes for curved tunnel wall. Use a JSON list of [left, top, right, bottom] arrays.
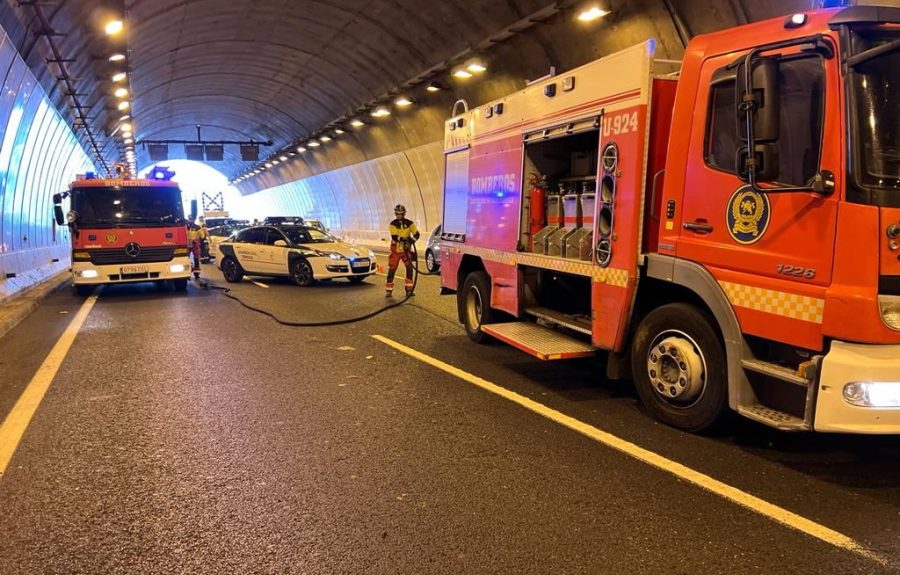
[[0, 27, 95, 300]]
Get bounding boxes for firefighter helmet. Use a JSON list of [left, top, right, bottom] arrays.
[[394, 204, 406, 215]]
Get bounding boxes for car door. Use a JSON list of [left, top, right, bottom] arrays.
[[232, 227, 267, 273], [264, 227, 291, 274]]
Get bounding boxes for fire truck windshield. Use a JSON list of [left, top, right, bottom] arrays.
[[849, 29, 900, 193], [71, 186, 184, 227]]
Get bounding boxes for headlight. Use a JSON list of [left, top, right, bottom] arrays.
[[66, 210, 78, 223], [72, 251, 91, 261], [879, 295, 900, 331], [843, 381, 900, 408], [368, 250, 376, 259], [169, 264, 186, 273], [78, 269, 99, 279], [329, 252, 344, 260]]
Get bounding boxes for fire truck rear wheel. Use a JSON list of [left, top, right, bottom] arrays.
[[462, 271, 494, 343], [630, 303, 727, 433], [221, 257, 244, 283]]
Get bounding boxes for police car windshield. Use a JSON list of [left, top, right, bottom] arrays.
[[72, 186, 183, 227], [281, 226, 335, 245]]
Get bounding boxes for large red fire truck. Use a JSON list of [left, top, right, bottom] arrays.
[[439, 4, 900, 434], [53, 169, 192, 295]]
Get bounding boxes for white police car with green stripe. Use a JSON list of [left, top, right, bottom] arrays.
[[216, 225, 377, 286]]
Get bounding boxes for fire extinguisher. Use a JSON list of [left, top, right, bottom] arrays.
[[528, 172, 547, 250]]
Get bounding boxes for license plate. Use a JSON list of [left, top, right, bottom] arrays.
[[121, 265, 149, 275], [351, 258, 370, 270]]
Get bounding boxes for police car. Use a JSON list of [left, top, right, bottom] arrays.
[[216, 224, 377, 286]]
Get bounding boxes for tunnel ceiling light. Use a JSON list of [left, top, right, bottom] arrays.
[[308, 141, 321, 147], [105, 20, 124, 35], [114, 87, 129, 98], [426, 82, 443, 93], [466, 60, 487, 73], [120, 122, 132, 131], [279, 155, 288, 161], [453, 67, 473, 79], [296, 146, 307, 153], [109, 53, 126, 62], [117, 101, 130, 111], [371, 107, 391, 118], [320, 135, 331, 142], [350, 119, 365, 127], [119, 114, 130, 122], [272, 159, 280, 165], [577, 6, 610, 22], [265, 162, 273, 168], [334, 128, 345, 135], [112, 72, 127, 83], [124, 138, 133, 144], [395, 97, 413, 107]]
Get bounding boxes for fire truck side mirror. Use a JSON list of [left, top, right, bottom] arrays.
[[736, 57, 780, 144], [53, 205, 65, 226]]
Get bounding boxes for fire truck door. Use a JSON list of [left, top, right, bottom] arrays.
[[676, 50, 840, 299]]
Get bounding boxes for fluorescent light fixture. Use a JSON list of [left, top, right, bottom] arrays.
[[308, 141, 321, 147], [577, 6, 610, 22], [395, 97, 413, 107], [466, 61, 487, 73], [117, 101, 130, 110], [105, 20, 124, 35], [114, 88, 129, 98], [426, 82, 443, 92], [371, 107, 391, 117], [279, 155, 288, 161], [453, 68, 473, 79], [296, 146, 307, 153], [320, 135, 331, 142], [272, 160, 280, 165], [265, 162, 273, 168], [120, 122, 132, 131], [112, 72, 127, 82], [124, 138, 133, 144], [122, 131, 133, 138], [119, 114, 130, 122], [350, 119, 365, 127], [109, 53, 126, 62], [334, 128, 345, 135]]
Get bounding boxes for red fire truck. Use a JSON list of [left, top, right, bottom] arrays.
[[439, 4, 900, 434], [53, 169, 192, 295]]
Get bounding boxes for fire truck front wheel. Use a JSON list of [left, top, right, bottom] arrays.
[[630, 303, 727, 433], [461, 271, 495, 343]]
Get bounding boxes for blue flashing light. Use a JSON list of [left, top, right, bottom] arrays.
[[820, 0, 850, 8], [150, 166, 176, 181], [84, 171, 96, 180]]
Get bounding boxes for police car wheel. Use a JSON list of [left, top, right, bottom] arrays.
[[221, 257, 244, 283], [425, 250, 439, 273], [630, 303, 727, 433], [461, 271, 494, 344], [291, 258, 315, 286]]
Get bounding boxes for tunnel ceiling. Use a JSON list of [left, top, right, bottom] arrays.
[[0, 0, 813, 181]]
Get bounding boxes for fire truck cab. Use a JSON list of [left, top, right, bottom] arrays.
[[53, 171, 192, 295], [439, 4, 900, 434]]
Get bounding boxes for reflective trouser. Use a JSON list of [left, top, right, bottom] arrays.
[[386, 246, 413, 293]]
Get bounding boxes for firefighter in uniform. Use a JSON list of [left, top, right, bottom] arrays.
[[188, 221, 203, 279], [385, 204, 420, 297], [198, 216, 211, 263]]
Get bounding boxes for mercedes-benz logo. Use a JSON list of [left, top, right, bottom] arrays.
[[124, 242, 141, 258]]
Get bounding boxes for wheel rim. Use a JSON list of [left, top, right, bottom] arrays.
[[465, 285, 483, 331], [224, 259, 236, 279], [646, 330, 707, 407], [426, 251, 435, 271], [295, 261, 312, 285]]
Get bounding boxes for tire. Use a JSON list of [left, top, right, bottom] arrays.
[[291, 258, 315, 286], [75, 284, 94, 297], [460, 271, 495, 343], [221, 256, 244, 283], [348, 276, 366, 284], [630, 303, 728, 433], [425, 249, 439, 273], [172, 278, 188, 291]]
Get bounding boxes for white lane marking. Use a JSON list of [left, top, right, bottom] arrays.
[[0, 294, 99, 479], [371, 334, 886, 564], [251, 280, 269, 289]]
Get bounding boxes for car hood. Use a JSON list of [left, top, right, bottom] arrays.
[[295, 241, 370, 258]]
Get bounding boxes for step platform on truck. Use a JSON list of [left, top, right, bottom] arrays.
[[481, 321, 595, 360]]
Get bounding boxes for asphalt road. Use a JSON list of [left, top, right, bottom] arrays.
[[0, 259, 898, 574]]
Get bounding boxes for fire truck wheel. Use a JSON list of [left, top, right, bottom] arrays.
[[221, 257, 244, 283], [172, 278, 188, 291], [462, 271, 494, 343], [291, 258, 315, 287], [630, 303, 727, 433], [75, 284, 94, 297]]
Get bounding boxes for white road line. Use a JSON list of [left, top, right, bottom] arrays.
[[0, 294, 99, 479], [371, 334, 885, 565], [251, 280, 269, 289]]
